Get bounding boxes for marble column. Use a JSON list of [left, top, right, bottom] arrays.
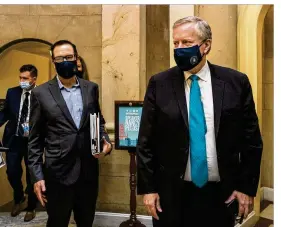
[[195, 5, 237, 69], [146, 5, 169, 83], [101, 5, 145, 130], [261, 6, 273, 189], [99, 5, 147, 214]]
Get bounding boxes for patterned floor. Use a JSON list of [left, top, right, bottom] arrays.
[[0, 212, 153, 227], [0, 200, 273, 227]]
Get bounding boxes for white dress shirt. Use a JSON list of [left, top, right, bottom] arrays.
[[18, 89, 32, 123], [16, 86, 36, 135], [184, 61, 220, 182]]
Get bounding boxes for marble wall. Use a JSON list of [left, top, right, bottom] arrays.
[[100, 5, 147, 214], [195, 5, 237, 69], [261, 6, 274, 188], [101, 5, 142, 122], [0, 4, 102, 87], [146, 5, 170, 83]]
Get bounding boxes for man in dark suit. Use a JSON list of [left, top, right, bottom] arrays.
[[137, 16, 263, 227], [28, 40, 112, 227], [0, 64, 38, 221]]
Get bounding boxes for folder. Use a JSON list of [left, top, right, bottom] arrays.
[[0, 141, 9, 152], [0, 144, 5, 168], [90, 113, 101, 155]]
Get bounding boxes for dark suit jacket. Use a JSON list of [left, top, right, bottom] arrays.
[[28, 77, 111, 185], [0, 86, 23, 147], [136, 62, 263, 200]]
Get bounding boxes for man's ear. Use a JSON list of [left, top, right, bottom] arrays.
[[204, 39, 212, 54]]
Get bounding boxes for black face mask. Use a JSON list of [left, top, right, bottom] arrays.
[[174, 43, 204, 71], [76, 71, 84, 78], [55, 61, 78, 79]]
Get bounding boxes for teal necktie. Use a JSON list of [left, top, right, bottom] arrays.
[[189, 75, 208, 188]]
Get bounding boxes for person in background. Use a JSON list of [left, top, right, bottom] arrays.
[[0, 64, 38, 222], [28, 40, 112, 227], [76, 56, 89, 80]]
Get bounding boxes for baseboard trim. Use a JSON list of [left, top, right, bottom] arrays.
[[95, 211, 258, 227], [95, 211, 152, 220], [260, 187, 274, 202]]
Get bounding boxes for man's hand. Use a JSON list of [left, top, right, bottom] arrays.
[[34, 180, 47, 207], [94, 136, 112, 159], [225, 190, 254, 220], [143, 193, 162, 220]]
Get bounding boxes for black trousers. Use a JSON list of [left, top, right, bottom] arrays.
[[45, 175, 98, 227], [6, 136, 37, 210], [153, 181, 236, 227]]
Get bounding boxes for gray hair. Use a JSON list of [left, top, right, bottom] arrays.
[[173, 16, 212, 41]]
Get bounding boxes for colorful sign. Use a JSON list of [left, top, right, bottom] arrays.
[[115, 101, 143, 150]]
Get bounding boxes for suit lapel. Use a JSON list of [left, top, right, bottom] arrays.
[[172, 67, 189, 129], [15, 87, 22, 117], [48, 77, 77, 129], [77, 78, 88, 130], [209, 62, 225, 138]]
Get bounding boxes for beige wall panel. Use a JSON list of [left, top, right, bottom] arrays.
[[261, 6, 274, 189], [35, 16, 73, 42], [102, 5, 142, 125], [0, 5, 29, 15], [263, 84, 273, 110], [0, 15, 22, 46], [18, 16, 40, 38], [29, 5, 101, 16], [78, 46, 102, 82], [195, 5, 237, 69], [56, 15, 101, 48], [263, 58, 273, 83]]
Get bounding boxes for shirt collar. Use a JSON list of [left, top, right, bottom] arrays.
[[56, 75, 80, 89], [23, 90, 31, 95], [183, 60, 210, 82], [22, 85, 36, 94]]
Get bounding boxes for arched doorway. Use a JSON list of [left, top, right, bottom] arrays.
[[237, 4, 272, 225], [260, 4, 274, 216], [0, 38, 52, 207], [0, 38, 53, 99], [261, 5, 273, 189]]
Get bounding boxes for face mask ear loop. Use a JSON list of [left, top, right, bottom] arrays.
[[199, 39, 207, 57]]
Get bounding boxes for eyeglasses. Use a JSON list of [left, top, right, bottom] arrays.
[[53, 54, 76, 63]]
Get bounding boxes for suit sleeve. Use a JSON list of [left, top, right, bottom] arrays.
[[95, 85, 112, 154], [237, 75, 263, 197], [136, 76, 157, 195], [0, 89, 10, 127], [28, 90, 46, 184]]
